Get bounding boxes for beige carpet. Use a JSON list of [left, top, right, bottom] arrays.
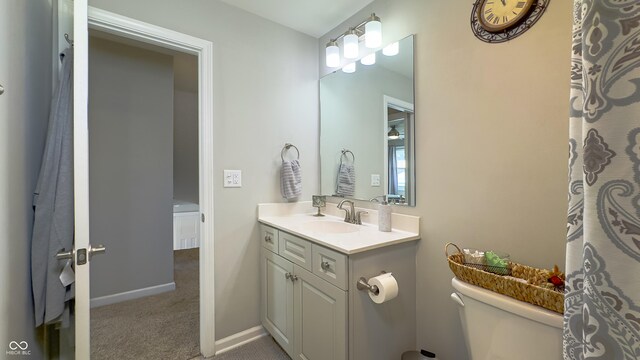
[[91, 249, 200, 360]]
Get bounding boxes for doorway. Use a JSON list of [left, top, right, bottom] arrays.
[[86, 32, 201, 359], [85, 7, 216, 358]]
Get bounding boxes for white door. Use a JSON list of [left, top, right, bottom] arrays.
[[71, 0, 104, 358]]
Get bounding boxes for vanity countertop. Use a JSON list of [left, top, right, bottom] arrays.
[[258, 202, 420, 255]]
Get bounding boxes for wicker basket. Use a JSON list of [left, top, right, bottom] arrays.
[[446, 243, 563, 314]]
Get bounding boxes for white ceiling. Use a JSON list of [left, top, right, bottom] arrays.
[[219, 0, 376, 38]]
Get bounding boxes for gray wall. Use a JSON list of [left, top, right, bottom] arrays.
[[88, 0, 320, 339], [173, 52, 199, 204], [88, 37, 174, 299], [0, 0, 52, 357], [320, 1, 572, 359], [320, 65, 413, 200]]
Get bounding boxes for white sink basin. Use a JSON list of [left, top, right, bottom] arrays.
[[300, 220, 361, 234]]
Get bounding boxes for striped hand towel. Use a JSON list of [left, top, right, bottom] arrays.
[[281, 160, 302, 200], [336, 163, 355, 196]]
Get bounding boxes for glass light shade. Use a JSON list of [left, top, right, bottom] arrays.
[[342, 62, 356, 73], [365, 20, 382, 48], [388, 125, 400, 139], [383, 42, 399, 56], [361, 53, 376, 66], [343, 31, 359, 59], [326, 42, 340, 68]]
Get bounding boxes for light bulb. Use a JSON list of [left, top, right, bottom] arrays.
[[343, 28, 359, 59], [382, 42, 399, 56], [361, 53, 376, 66], [342, 62, 356, 73], [365, 14, 382, 49], [326, 40, 340, 68]]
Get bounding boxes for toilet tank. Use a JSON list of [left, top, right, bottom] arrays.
[[451, 277, 562, 360]]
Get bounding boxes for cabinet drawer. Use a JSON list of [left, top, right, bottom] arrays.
[[260, 224, 279, 253], [279, 232, 312, 271], [312, 245, 348, 290]]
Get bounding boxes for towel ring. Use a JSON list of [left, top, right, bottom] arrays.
[[341, 149, 355, 163], [281, 143, 300, 161]]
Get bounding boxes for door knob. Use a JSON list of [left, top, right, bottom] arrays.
[[89, 244, 106, 259], [56, 249, 75, 261], [0, 84, 4, 95]]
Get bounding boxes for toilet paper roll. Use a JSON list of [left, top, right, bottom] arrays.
[[368, 273, 399, 304]]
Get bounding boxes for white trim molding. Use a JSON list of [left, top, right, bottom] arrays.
[[87, 7, 216, 357], [214, 326, 268, 355], [90, 282, 176, 308]]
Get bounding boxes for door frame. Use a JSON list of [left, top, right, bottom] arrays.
[[382, 95, 414, 202], [87, 7, 216, 357]]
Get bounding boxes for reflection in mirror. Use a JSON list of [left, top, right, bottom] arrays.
[[385, 97, 415, 205], [320, 35, 415, 206]]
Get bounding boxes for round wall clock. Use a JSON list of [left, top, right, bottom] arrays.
[[470, 0, 550, 43]]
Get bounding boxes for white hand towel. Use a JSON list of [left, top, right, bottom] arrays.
[[281, 160, 302, 200], [336, 163, 355, 196]]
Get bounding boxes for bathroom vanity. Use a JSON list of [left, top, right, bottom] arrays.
[[257, 202, 420, 360]]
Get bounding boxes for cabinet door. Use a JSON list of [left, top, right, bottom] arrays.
[[293, 266, 347, 360], [261, 248, 294, 357]]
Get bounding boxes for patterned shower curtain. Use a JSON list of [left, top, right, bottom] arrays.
[[564, 1, 640, 359]]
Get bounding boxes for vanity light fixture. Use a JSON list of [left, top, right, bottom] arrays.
[[326, 40, 340, 68], [388, 125, 400, 139], [325, 13, 383, 68], [382, 42, 399, 56], [342, 62, 356, 74], [361, 53, 376, 66], [365, 14, 382, 48], [343, 28, 359, 59]]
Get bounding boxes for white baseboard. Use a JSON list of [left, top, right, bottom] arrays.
[[90, 282, 176, 308], [214, 325, 267, 355]]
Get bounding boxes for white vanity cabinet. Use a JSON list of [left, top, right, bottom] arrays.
[[260, 224, 347, 360], [259, 219, 418, 360]]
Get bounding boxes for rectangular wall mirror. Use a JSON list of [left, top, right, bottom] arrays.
[[320, 35, 415, 206]]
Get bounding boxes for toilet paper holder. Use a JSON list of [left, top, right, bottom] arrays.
[[356, 271, 387, 296]]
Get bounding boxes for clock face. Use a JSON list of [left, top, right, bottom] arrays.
[[478, 0, 535, 32]]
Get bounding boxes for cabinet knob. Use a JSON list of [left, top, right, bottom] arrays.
[[264, 235, 272, 243], [321, 261, 331, 271], [291, 274, 299, 281], [285, 272, 292, 280]]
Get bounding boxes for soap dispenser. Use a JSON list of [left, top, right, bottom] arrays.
[[372, 196, 392, 232]]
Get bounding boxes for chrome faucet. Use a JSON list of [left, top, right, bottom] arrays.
[[337, 199, 355, 223], [337, 199, 368, 224]]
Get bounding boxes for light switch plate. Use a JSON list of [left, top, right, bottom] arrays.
[[224, 170, 242, 187], [371, 174, 381, 187]]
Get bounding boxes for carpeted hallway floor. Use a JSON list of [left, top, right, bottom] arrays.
[[91, 249, 200, 360], [91, 248, 291, 360]]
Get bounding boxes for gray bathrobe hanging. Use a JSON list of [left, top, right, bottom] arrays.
[[31, 47, 74, 327]]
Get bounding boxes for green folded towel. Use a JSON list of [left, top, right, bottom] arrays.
[[485, 251, 508, 268]]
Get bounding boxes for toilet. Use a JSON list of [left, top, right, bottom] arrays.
[[450, 277, 562, 360]]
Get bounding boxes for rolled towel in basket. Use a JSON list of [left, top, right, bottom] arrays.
[[335, 163, 355, 197], [281, 159, 302, 200]]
